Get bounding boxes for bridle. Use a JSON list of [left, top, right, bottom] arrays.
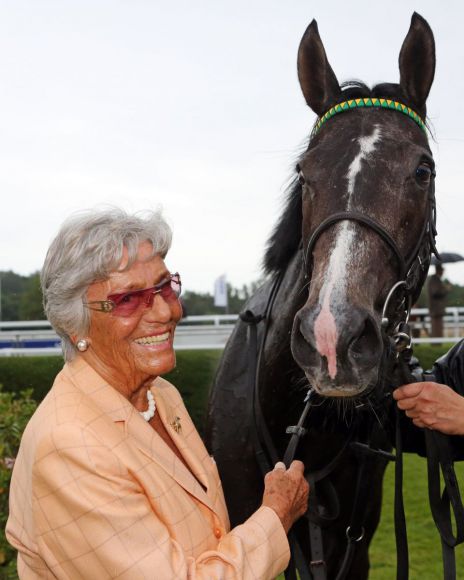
[[291, 123, 439, 578], [304, 97, 438, 349], [240, 100, 459, 580], [302, 174, 438, 355]]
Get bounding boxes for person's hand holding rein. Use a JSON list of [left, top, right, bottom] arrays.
[[393, 382, 464, 435], [262, 460, 309, 533]]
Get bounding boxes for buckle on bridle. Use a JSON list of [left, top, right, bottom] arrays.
[[286, 425, 307, 437], [346, 525, 365, 542], [381, 280, 408, 329], [394, 330, 412, 352]]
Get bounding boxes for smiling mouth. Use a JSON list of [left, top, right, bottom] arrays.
[[134, 332, 171, 345]]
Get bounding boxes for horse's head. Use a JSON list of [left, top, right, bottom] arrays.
[[288, 13, 436, 398]]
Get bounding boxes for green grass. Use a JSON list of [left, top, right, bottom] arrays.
[[370, 455, 464, 579]]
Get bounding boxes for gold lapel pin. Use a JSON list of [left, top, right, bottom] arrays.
[[170, 416, 182, 434]]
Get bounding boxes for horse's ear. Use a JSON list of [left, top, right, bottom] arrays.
[[297, 20, 341, 117], [399, 12, 435, 118]]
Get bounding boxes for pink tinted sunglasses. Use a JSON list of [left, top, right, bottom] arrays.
[[84, 273, 181, 317]]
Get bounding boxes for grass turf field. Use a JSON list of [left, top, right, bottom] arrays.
[[369, 454, 464, 579]]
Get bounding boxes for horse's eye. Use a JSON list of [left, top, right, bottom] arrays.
[[298, 170, 306, 186], [416, 163, 433, 184]]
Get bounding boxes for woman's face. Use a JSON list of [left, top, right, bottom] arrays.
[[82, 241, 182, 395]]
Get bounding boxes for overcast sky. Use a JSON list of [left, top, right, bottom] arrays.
[[1, 0, 464, 293]]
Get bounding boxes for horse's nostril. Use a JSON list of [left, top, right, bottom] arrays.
[[291, 311, 320, 368], [350, 321, 369, 352], [348, 317, 380, 368]]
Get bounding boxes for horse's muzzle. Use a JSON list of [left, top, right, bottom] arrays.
[[291, 303, 383, 397]]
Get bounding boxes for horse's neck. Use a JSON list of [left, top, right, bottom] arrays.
[[262, 249, 306, 366]]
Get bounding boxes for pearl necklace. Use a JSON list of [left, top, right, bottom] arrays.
[[140, 389, 156, 421]]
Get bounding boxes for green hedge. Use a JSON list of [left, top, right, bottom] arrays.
[[0, 357, 63, 402], [0, 389, 37, 579], [0, 351, 223, 434], [0, 343, 451, 403], [412, 343, 455, 373], [164, 350, 223, 432], [0, 344, 454, 445]]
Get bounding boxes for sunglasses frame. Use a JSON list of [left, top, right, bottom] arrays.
[[84, 272, 181, 316]]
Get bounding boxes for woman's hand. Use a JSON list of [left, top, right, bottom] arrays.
[[393, 382, 464, 435], [261, 460, 309, 534]]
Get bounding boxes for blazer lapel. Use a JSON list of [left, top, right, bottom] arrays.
[[125, 394, 215, 512], [152, 385, 213, 493], [66, 358, 216, 513]]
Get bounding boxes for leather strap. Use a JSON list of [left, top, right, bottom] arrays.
[[304, 211, 407, 279], [308, 474, 327, 580], [425, 428, 464, 580], [240, 281, 313, 580], [394, 407, 409, 580], [242, 310, 275, 475]]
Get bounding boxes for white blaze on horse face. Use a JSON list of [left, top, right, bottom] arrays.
[[313, 126, 381, 380], [346, 128, 382, 198]]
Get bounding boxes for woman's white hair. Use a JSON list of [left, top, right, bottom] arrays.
[[41, 207, 172, 361]]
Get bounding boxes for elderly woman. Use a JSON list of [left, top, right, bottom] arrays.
[[6, 208, 308, 579]]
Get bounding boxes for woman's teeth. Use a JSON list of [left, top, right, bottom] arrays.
[[135, 332, 170, 345]]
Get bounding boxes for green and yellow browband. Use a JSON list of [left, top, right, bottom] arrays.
[[313, 98, 426, 135]]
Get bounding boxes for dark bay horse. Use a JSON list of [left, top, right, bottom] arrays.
[[206, 13, 436, 579]]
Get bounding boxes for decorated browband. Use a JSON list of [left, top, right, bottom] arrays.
[[313, 98, 426, 135]]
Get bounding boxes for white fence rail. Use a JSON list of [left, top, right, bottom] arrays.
[[1, 309, 464, 356], [0, 315, 239, 357]]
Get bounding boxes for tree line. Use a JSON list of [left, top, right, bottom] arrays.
[[0, 270, 262, 321], [0, 271, 43, 321], [1, 269, 464, 322]]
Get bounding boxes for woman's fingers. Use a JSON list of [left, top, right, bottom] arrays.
[[393, 382, 423, 400], [287, 460, 305, 475], [263, 460, 309, 533], [274, 461, 286, 471], [396, 397, 419, 410]]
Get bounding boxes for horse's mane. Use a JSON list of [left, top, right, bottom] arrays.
[[263, 81, 424, 275]]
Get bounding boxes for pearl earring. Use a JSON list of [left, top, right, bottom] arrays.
[[76, 339, 89, 352]]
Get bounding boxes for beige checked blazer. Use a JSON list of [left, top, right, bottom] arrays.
[[6, 357, 289, 579]]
